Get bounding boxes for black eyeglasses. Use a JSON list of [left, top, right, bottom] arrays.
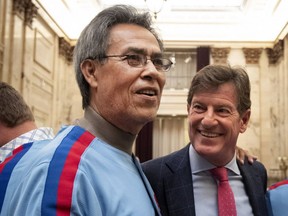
[[102, 54, 173, 72]]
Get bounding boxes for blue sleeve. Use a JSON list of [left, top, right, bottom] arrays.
[[1, 163, 49, 215], [266, 181, 288, 216]]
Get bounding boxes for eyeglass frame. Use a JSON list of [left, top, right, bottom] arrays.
[[97, 54, 173, 72]]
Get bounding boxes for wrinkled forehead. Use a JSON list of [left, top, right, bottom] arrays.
[[107, 23, 162, 54]]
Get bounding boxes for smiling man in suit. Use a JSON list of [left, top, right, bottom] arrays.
[[142, 64, 268, 216]]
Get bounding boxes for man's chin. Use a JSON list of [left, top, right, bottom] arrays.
[[193, 144, 219, 156]]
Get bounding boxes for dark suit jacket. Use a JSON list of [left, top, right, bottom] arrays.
[[142, 144, 268, 216]]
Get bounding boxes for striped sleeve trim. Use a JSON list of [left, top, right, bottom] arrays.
[[0, 143, 33, 210], [41, 126, 95, 216], [269, 179, 288, 190]]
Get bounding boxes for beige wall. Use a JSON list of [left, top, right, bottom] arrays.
[[0, 0, 80, 133]]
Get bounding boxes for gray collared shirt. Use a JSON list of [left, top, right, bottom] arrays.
[[189, 144, 253, 216]]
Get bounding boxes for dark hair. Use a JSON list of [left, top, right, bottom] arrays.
[[0, 82, 34, 127], [73, 4, 163, 109], [187, 64, 251, 115]]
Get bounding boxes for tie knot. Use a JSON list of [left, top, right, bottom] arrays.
[[210, 167, 228, 182]]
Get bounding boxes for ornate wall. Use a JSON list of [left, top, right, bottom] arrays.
[[0, 0, 77, 132]]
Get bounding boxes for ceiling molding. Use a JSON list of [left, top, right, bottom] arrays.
[[35, 0, 288, 45]]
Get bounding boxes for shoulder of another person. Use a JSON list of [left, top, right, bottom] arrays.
[[251, 159, 266, 170], [238, 159, 267, 173]]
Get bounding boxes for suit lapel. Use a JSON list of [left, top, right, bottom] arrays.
[[157, 146, 266, 216], [163, 145, 196, 216], [238, 162, 267, 216]]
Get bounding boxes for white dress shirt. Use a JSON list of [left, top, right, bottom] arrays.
[[189, 144, 253, 216]]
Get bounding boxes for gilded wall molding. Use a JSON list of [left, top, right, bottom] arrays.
[[242, 48, 263, 64], [211, 47, 231, 64], [59, 37, 74, 63], [266, 40, 284, 65], [13, 0, 38, 27]]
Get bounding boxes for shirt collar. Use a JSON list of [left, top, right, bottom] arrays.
[[74, 106, 136, 151], [189, 144, 240, 175]]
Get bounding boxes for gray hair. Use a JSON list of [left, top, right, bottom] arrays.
[[73, 4, 163, 108]]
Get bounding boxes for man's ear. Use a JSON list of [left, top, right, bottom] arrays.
[[239, 109, 251, 133], [81, 59, 98, 87]]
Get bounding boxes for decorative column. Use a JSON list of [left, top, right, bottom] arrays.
[[211, 47, 231, 64], [242, 48, 263, 64], [0, 44, 4, 79], [266, 40, 284, 65], [59, 37, 74, 63], [13, 0, 38, 27]]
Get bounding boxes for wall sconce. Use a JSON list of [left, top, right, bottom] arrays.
[[184, 56, 192, 63], [144, 0, 167, 19]]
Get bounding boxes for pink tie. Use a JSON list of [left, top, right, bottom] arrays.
[[210, 167, 237, 216]]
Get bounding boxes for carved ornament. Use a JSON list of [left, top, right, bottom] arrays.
[[13, 0, 38, 27], [59, 37, 74, 63], [266, 40, 284, 65], [211, 48, 231, 64], [242, 48, 263, 64]]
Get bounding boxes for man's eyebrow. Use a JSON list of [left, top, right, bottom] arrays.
[[125, 47, 146, 54], [124, 47, 162, 57]]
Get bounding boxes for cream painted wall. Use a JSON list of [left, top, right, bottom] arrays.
[[0, 0, 79, 134]]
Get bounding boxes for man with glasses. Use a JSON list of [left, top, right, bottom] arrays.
[[0, 4, 172, 215]]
